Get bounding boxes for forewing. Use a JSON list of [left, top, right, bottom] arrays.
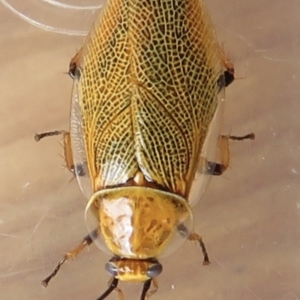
[[71, 0, 225, 197], [72, 0, 139, 191], [130, 0, 224, 196]]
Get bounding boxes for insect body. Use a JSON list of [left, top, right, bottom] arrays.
[[35, 0, 254, 299]]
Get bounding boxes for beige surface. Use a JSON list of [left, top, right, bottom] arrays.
[[0, 1, 299, 300]]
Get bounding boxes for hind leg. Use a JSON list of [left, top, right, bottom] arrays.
[[204, 133, 255, 176], [35, 130, 75, 174]]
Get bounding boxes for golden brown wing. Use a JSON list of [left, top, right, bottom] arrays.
[[72, 0, 139, 191], [129, 0, 224, 196], [71, 0, 224, 196]]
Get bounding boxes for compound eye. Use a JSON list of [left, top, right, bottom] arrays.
[[105, 262, 118, 277], [147, 263, 163, 278]]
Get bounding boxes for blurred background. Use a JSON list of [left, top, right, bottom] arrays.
[[0, 0, 299, 299]]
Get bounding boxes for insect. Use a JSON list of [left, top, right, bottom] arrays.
[[35, 0, 254, 299]]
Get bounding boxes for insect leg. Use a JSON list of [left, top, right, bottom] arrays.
[[187, 233, 210, 265], [42, 229, 98, 287], [34, 130, 75, 174], [140, 279, 152, 300], [140, 278, 159, 300], [95, 277, 123, 300], [206, 133, 255, 176], [177, 224, 210, 265]]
